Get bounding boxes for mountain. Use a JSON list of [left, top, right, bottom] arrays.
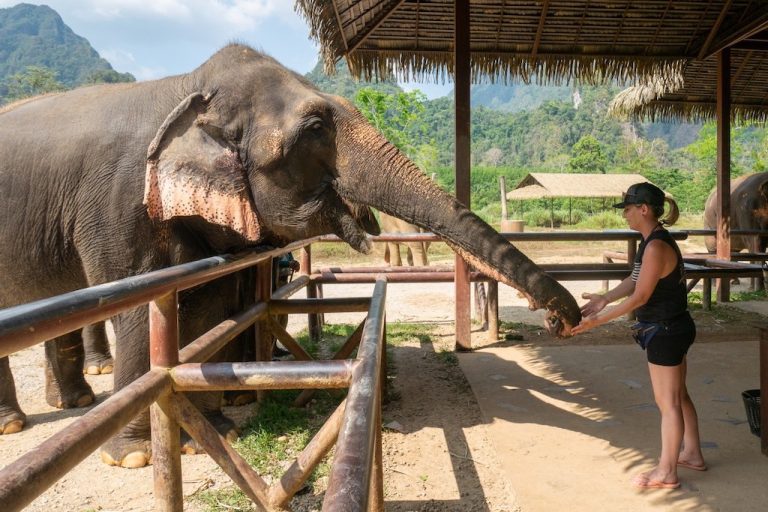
[[0, 3, 134, 99], [305, 59, 401, 99], [471, 82, 572, 112]]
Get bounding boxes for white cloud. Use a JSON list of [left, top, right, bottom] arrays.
[[58, 1, 297, 29]]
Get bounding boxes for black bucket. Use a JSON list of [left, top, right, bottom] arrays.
[[742, 389, 761, 438]]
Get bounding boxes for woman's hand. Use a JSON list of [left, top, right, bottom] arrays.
[[571, 314, 601, 335], [580, 292, 608, 317]]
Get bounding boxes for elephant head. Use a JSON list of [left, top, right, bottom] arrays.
[[143, 45, 580, 336]]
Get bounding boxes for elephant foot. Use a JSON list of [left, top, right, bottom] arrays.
[[47, 387, 95, 410], [222, 390, 257, 407], [84, 359, 114, 375], [181, 414, 239, 454], [1, 410, 27, 435], [45, 364, 96, 409], [100, 438, 153, 468]]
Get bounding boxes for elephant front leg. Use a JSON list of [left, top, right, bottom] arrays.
[[44, 333, 95, 410], [100, 307, 153, 468], [0, 357, 27, 434], [83, 322, 114, 375]]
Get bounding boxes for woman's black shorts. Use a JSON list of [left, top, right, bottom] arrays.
[[643, 312, 696, 366]]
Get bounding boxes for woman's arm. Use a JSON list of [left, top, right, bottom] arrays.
[[572, 240, 668, 334], [580, 276, 636, 317]]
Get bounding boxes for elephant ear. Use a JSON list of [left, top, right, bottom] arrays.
[[143, 93, 261, 241]]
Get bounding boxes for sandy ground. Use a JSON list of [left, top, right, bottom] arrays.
[[2, 246, 767, 511]]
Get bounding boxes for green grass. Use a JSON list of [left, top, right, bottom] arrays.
[[436, 348, 458, 366], [687, 289, 767, 321]]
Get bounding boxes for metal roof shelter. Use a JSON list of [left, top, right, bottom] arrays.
[[507, 173, 651, 200], [295, 0, 768, 350]]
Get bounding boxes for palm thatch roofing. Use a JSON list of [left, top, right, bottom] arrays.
[[610, 41, 768, 124], [295, 1, 768, 88], [507, 173, 655, 200]]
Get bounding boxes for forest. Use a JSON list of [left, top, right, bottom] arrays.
[[4, 3, 768, 229], [308, 61, 768, 228]]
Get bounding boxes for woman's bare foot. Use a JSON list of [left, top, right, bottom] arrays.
[[633, 467, 679, 489]]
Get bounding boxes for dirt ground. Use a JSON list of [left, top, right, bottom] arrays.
[[2, 241, 767, 511]]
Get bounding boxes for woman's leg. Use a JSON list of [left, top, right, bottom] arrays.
[[636, 361, 685, 485], [678, 357, 706, 468]]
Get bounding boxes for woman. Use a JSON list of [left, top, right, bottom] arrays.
[[572, 182, 706, 489]]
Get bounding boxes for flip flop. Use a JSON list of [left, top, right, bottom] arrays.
[[677, 460, 707, 471], [634, 478, 680, 490]]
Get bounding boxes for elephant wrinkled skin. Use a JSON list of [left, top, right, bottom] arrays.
[[703, 172, 768, 253], [0, 45, 580, 467]]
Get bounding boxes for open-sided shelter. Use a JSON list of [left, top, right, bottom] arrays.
[[295, 0, 768, 349], [507, 173, 658, 226]]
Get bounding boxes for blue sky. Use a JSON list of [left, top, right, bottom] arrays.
[[1, 0, 452, 98]]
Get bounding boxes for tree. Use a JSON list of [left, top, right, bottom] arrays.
[[4, 66, 65, 101], [482, 147, 504, 166], [85, 69, 135, 84], [354, 87, 428, 157], [568, 134, 608, 173]]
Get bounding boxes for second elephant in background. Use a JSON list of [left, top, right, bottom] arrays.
[[379, 212, 430, 266]]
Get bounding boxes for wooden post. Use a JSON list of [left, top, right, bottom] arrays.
[[487, 281, 499, 342], [149, 292, 182, 512], [761, 329, 767, 456], [255, 259, 273, 402], [716, 47, 732, 303], [454, 0, 472, 351], [301, 246, 322, 341], [499, 176, 508, 221]]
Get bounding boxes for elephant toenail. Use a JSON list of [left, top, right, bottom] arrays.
[[121, 452, 151, 469], [2, 420, 25, 435]]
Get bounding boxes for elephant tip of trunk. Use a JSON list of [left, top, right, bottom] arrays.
[[543, 299, 581, 339]]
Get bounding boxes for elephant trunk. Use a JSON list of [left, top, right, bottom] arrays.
[[333, 119, 581, 337]]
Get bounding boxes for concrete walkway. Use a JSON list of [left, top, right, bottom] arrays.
[[456, 289, 768, 512]]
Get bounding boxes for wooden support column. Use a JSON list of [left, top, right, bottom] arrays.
[[454, 0, 472, 350], [149, 292, 182, 512], [254, 259, 273, 402], [716, 47, 732, 303], [761, 330, 767, 456]]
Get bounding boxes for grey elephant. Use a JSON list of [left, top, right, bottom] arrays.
[[703, 172, 768, 253], [379, 212, 430, 266], [0, 44, 580, 468]]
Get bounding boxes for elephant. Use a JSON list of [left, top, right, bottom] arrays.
[[379, 212, 430, 266], [83, 322, 115, 375], [0, 44, 580, 468], [703, 172, 768, 254]]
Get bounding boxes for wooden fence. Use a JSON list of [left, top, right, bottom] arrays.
[[0, 240, 387, 511]]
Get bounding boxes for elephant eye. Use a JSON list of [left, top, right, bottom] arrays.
[[307, 117, 324, 131]]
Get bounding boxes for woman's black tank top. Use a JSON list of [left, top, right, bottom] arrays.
[[631, 229, 688, 322]]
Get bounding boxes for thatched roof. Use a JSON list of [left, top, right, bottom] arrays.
[[610, 44, 768, 124], [295, 1, 767, 87], [507, 173, 655, 200]]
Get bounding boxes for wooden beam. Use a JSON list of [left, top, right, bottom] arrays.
[[331, 1, 348, 51], [454, 0, 472, 351], [701, 9, 768, 59], [716, 47, 732, 303], [531, 0, 550, 58], [347, 0, 407, 54], [697, 0, 733, 60], [733, 40, 768, 52]]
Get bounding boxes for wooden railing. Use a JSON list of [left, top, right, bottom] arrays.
[[2, 226, 766, 510], [0, 240, 388, 512]]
